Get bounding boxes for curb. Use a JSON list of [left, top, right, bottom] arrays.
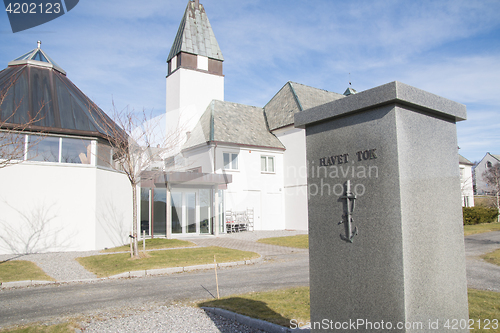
[[201, 307, 311, 332], [106, 256, 262, 279], [0, 256, 262, 289]]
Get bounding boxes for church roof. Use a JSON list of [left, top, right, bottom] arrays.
[[264, 82, 344, 131], [0, 44, 122, 140], [167, 0, 224, 62], [183, 100, 284, 150]]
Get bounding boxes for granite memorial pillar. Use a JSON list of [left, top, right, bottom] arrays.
[[295, 81, 469, 332]]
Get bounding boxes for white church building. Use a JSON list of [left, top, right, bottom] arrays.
[[136, 0, 351, 239], [0, 0, 469, 253]]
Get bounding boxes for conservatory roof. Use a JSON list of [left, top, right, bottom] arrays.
[[8, 41, 66, 75], [0, 44, 123, 141]]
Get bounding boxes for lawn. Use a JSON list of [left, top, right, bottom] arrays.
[[0, 323, 77, 333], [257, 234, 309, 249], [199, 287, 500, 330], [198, 286, 310, 328], [77, 246, 259, 277], [0, 260, 54, 283], [464, 222, 500, 236], [101, 238, 195, 253], [481, 248, 500, 267]]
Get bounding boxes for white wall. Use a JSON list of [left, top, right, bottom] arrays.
[[460, 163, 474, 207], [95, 168, 133, 249], [166, 68, 224, 141], [475, 154, 500, 195], [273, 126, 309, 230], [214, 146, 285, 230], [0, 162, 131, 254]]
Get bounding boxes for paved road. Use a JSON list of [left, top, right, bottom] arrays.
[[464, 231, 500, 292], [0, 252, 309, 328], [1, 231, 499, 328]]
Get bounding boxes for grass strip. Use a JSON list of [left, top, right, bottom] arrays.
[[481, 248, 500, 267], [468, 289, 500, 332], [101, 238, 195, 253], [464, 222, 500, 236], [257, 235, 309, 249], [77, 246, 259, 278], [199, 286, 310, 328], [199, 287, 500, 330], [0, 322, 76, 333], [0, 260, 54, 283]]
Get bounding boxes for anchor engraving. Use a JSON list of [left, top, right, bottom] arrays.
[[338, 180, 358, 243]]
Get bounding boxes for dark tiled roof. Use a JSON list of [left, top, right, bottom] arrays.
[[167, 0, 223, 62], [183, 100, 284, 150], [264, 82, 344, 131]]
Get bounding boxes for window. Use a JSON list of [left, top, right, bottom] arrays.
[[97, 142, 112, 167], [61, 138, 91, 164], [261, 155, 275, 173], [28, 136, 59, 162], [223, 152, 238, 170], [487, 161, 493, 168]]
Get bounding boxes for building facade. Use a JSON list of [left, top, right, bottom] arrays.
[[475, 153, 500, 195], [0, 44, 132, 254]]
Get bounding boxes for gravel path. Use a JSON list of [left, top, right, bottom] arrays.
[[78, 305, 267, 333], [0, 251, 99, 281]]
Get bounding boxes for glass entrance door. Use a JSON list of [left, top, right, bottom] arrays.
[[171, 189, 212, 235]]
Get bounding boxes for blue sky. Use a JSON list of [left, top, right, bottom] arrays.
[[1, 0, 499, 162]]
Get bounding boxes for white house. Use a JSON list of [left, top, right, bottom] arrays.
[[0, 43, 132, 254], [459, 154, 474, 207], [475, 153, 500, 195]]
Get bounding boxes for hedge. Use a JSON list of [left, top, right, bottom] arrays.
[[463, 206, 498, 225]]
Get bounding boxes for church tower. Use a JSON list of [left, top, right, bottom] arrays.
[[166, 0, 224, 134]]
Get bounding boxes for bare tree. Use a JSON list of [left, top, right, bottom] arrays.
[[482, 163, 500, 222], [0, 76, 45, 168], [91, 103, 184, 257]]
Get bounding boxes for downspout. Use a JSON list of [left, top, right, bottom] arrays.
[[211, 101, 219, 235], [211, 101, 216, 173]]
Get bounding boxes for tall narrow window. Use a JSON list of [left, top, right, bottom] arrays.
[[261, 155, 275, 173], [223, 152, 238, 170], [153, 189, 167, 236], [140, 188, 150, 236]]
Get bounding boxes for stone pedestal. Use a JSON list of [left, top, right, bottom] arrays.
[[295, 82, 469, 332]]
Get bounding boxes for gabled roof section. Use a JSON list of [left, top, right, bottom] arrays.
[[8, 41, 66, 75], [264, 82, 344, 131], [183, 100, 284, 150], [167, 0, 224, 62], [458, 154, 473, 165]]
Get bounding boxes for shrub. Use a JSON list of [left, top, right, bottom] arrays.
[[463, 207, 498, 225]]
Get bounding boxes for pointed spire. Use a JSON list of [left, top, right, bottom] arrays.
[[8, 41, 66, 75], [343, 87, 357, 96], [167, 0, 224, 62]]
